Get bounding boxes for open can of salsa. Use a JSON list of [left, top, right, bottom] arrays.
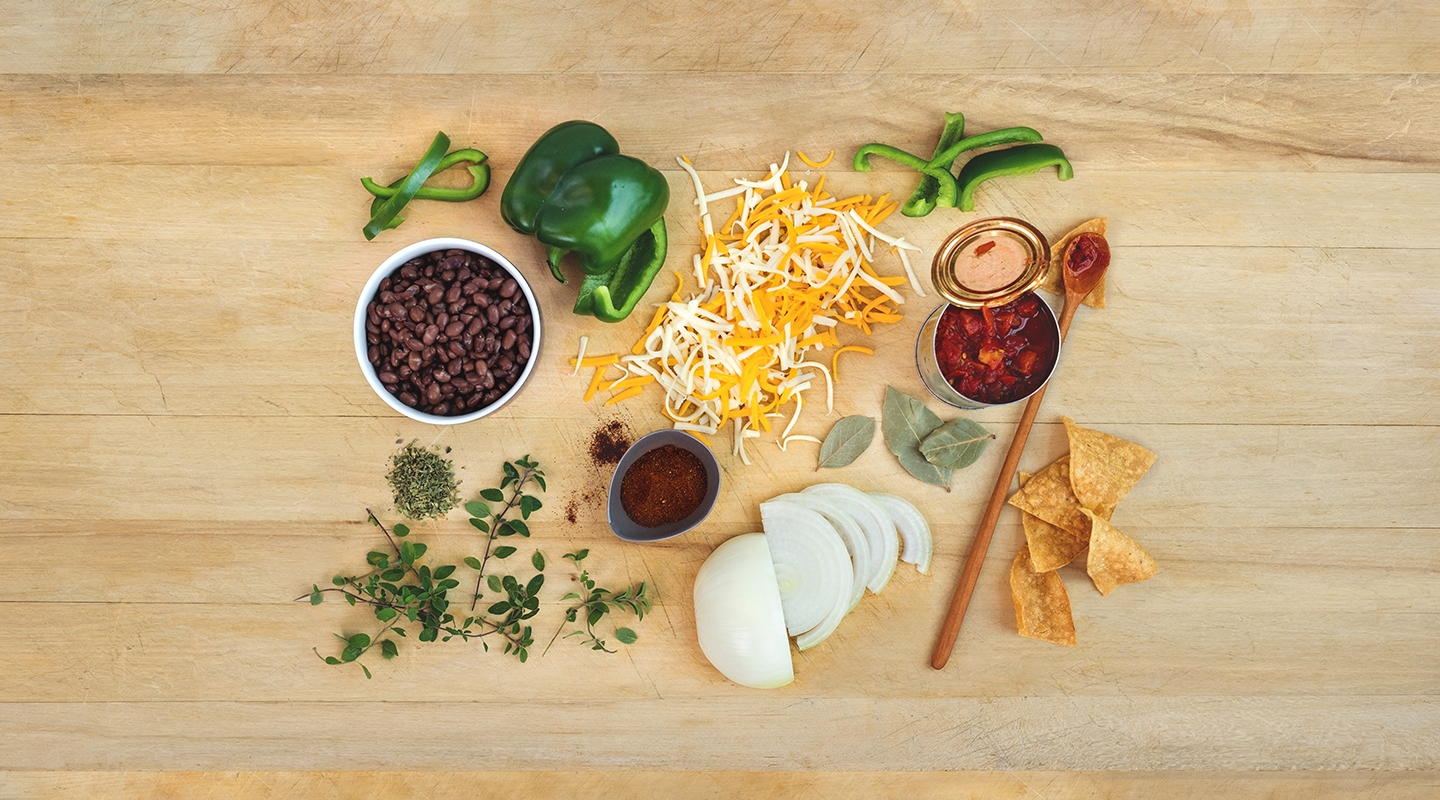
[[916, 217, 1062, 409]]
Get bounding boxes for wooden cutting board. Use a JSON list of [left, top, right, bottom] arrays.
[[1, 2, 1438, 796]]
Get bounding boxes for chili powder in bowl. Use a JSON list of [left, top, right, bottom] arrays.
[[607, 430, 720, 542]]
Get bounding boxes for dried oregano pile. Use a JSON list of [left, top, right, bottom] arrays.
[[304, 445, 649, 678]]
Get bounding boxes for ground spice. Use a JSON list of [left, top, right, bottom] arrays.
[[619, 445, 708, 528], [588, 420, 632, 467]]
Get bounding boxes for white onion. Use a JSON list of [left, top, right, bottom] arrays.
[[868, 492, 933, 573], [759, 500, 853, 647], [692, 533, 794, 689], [802, 483, 899, 593], [770, 493, 869, 611]]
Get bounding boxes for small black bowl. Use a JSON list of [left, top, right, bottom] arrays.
[[607, 430, 721, 542]]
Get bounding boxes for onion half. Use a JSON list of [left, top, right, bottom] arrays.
[[802, 483, 899, 593], [868, 492, 933, 573], [760, 501, 853, 649], [693, 533, 794, 689]]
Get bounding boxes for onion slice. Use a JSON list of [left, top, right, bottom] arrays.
[[868, 492, 933, 573], [770, 493, 869, 610], [802, 483, 899, 593], [693, 533, 794, 689], [760, 500, 853, 648]]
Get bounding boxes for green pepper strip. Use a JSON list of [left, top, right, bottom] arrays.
[[362, 149, 490, 202], [956, 143, 1074, 212], [902, 112, 965, 217], [851, 144, 960, 208], [363, 131, 451, 241], [929, 127, 1044, 175]]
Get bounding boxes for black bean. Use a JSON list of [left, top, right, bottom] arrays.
[[399, 391, 418, 406], [502, 330, 517, 350]]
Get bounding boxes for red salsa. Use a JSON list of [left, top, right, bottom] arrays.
[[934, 292, 1057, 405]]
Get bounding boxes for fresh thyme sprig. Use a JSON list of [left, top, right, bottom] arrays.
[[303, 455, 548, 676], [466, 455, 545, 611], [545, 549, 650, 655]]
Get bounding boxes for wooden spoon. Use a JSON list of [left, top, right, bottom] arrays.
[[930, 232, 1111, 670]]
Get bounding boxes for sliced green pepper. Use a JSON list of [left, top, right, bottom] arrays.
[[902, 112, 965, 217], [955, 143, 1074, 212], [572, 219, 668, 323], [852, 143, 959, 208], [362, 149, 490, 202], [930, 127, 1044, 169], [363, 131, 450, 241]]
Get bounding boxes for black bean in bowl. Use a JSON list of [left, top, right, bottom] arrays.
[[362, 248, 535, 417]]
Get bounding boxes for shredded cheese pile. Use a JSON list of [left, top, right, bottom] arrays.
[[574, 154, 922, 465]]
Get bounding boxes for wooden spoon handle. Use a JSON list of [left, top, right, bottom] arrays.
[[930, 381, 1049, 669]]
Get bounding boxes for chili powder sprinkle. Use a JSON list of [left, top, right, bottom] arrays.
[[619, 445, 708, 528]]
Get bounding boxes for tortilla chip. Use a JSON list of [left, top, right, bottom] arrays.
[[1023, 509, 1088, 572], [1082, 509, 1157, 595], [1041, 218, 1107, 309], [1007, 455, 1091, 537], [1064, 417, 1157, 519], [1010, 544, 1077, 646]]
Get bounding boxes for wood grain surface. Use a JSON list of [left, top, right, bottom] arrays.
[[2, 1, 1438, 796]]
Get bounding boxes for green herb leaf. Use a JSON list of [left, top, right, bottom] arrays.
[[532, 551, 546, 571], [381, 639, 397, 659], [488, 575, 503, 593], [341, 646, 361, 663], [348, 633, 371, 649], [309, 585, 323, 605], [480, 488, 505, 503], [366, 551, 389, 566], [469, 518, 490, 533], [392, 523, 410, 537], [507, 520, 530, 538], [882, 385, 952, 489], [493, 546, 517, 559], [533, 474, 546, 492], [519, 495, 542, 519], [432, 565, 456, 580], [376, 606, 397, 622], [526, 574, 545, 596], [325, 656, 342, 665], [565, 549, 590, 563], [464, 501, 489, 518], [361, 664, 373, 679], [464, 556, 483, 570], [488, 601, 512, 614], [615, 627, 638, 644], [919, 418, 994, 470], [817, 415, 876, 469]]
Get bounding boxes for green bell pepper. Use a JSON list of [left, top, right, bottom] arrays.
[[955, 143, 1074, 212], [502, 121, 671, 322], [572, 218, 668, 323], [500, 121, 619, 235]]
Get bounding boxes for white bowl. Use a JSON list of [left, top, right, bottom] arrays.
[[354, 237, 542, 425]]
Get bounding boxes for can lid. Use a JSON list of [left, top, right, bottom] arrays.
[[931, 217, 1050, 308]]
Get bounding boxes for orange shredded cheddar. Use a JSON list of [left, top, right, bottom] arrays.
[[604, 386, 644, 407], [797, 149, 835, 169], [579, 153, 921, 465]]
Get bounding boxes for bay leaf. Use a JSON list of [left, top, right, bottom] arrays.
[[817, 415, 876, 469], [881, 386, 951, 489], [920, 418, 994, 470]]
